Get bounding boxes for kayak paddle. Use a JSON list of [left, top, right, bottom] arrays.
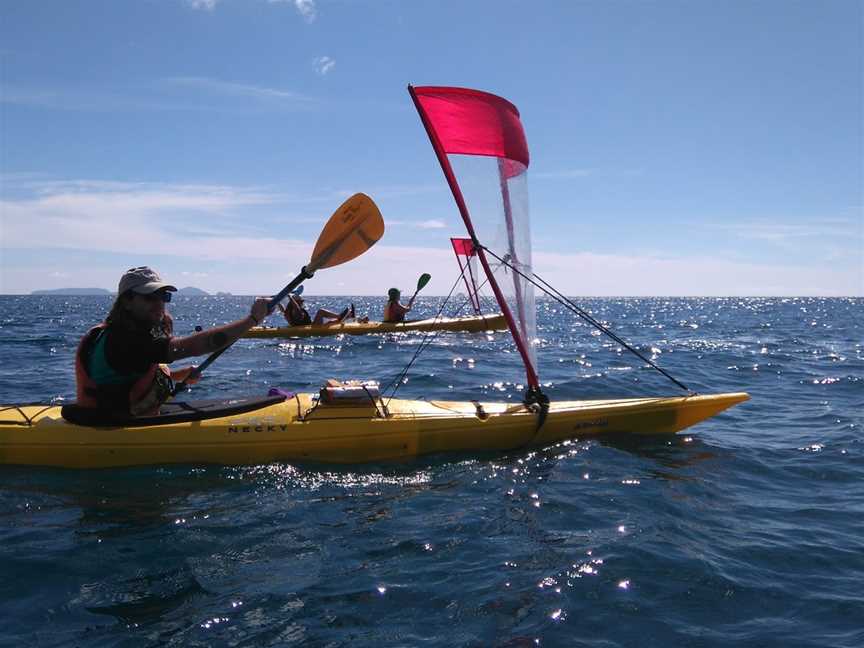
[[173, 193, 384, 395], [409, 273, 431, 302]]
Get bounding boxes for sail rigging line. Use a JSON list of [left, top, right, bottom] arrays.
[[382, 261, 505, 406], [478, 245, 693, 394], [409, 85, 540, 391], [382, 263, 470, 406], [451, 272, 493, 319]]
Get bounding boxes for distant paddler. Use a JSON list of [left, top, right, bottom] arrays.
[[383, 274, 430, 323], [277, 289, 354, 326]]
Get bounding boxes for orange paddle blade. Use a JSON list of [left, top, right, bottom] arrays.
[[309, 193, 384, 271]]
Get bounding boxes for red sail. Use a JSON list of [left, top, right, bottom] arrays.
[[410, 87, 529, 168], [410, 85, 538, 388]]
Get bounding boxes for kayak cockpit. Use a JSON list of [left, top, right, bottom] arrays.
[[58, 394, 292, 428]]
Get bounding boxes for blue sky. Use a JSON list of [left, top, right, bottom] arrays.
[[1, 0, 861, 296]]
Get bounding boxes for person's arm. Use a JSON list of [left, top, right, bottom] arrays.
[[167, 297, 269, 361], [169, 365, 200, 384]]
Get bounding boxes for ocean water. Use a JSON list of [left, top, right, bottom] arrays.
[[0, 295, 861, 647]]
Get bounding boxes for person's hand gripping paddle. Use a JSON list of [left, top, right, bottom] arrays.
[[172, 193, 384, 395]]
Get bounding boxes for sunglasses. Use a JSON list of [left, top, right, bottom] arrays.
[[138, 290, 172, 303]]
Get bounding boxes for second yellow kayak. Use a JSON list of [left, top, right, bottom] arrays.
[[242, 313, 507, 339]]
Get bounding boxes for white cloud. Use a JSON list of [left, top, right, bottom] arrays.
[[388, 219, 447, 229], [707, 219, 859, 242], [0, 78, 317, 112], [269, 0, 317, 22], [418, 219, 446, 229], [530, 250, 861, 297], [534, 169, 593, 179], [313, 56, 336, 76], [0, 180, 310, 262], [3, 178, 861, 296], [187, 0, 218, 10], [5, 240, 860, 296], [161, 77, 316, 107], [294, 0, 317, 22]]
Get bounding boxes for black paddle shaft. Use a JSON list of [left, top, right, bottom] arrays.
[[171, 266, 314, 396]]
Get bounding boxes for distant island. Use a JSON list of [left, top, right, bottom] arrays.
[[31, 286, 210, 296], [177, 287, 209, 296], [31, 288, 111, 295]]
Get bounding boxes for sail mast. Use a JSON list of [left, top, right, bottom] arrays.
[[408, 84, 539, 389]]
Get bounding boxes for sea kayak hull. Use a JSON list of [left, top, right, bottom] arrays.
[[0, 392, 749, 468], [243, 314, 507, 339]]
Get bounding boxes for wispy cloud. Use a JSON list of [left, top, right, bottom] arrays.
[[5, 238, 860, 296], [533, 168, 646, 180], [6, 177, 858, 295], [707, 219, 860, 242], [0, 78, 316, 112], [294, 0, 317, 22], [531, 250, 862, 297], [313, 56, 336, 76], [160, 77, 316, 107], [533, 168, 593, 179], [388, 219, 447, 229], [418, 219, 446, 229], [328, 183, 443, 201], [269, 0, 317, 23], [186, 0, 218, 10], [0, 179, 308, 259], [0, 177, 451, 263], [187, 0, 316, 20]]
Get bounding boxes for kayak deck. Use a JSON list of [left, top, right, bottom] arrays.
[[0, 392, 749, 468], [243, 313, 507, 339]]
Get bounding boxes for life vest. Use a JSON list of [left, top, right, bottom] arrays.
[[383, 301, 405, 323], [75, 324, 173, 416], [287, 304, 312, 326]]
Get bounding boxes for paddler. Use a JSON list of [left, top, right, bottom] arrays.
[[382, 287, 413, 323], [277, 292, 354, 326], [75, 266, 272, 416]]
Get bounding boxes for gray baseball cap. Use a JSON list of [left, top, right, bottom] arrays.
[[118, 266, 177, 295]]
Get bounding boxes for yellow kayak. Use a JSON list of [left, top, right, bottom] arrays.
[[0, 391, 749, 469], [243, 313, 507, 339]]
